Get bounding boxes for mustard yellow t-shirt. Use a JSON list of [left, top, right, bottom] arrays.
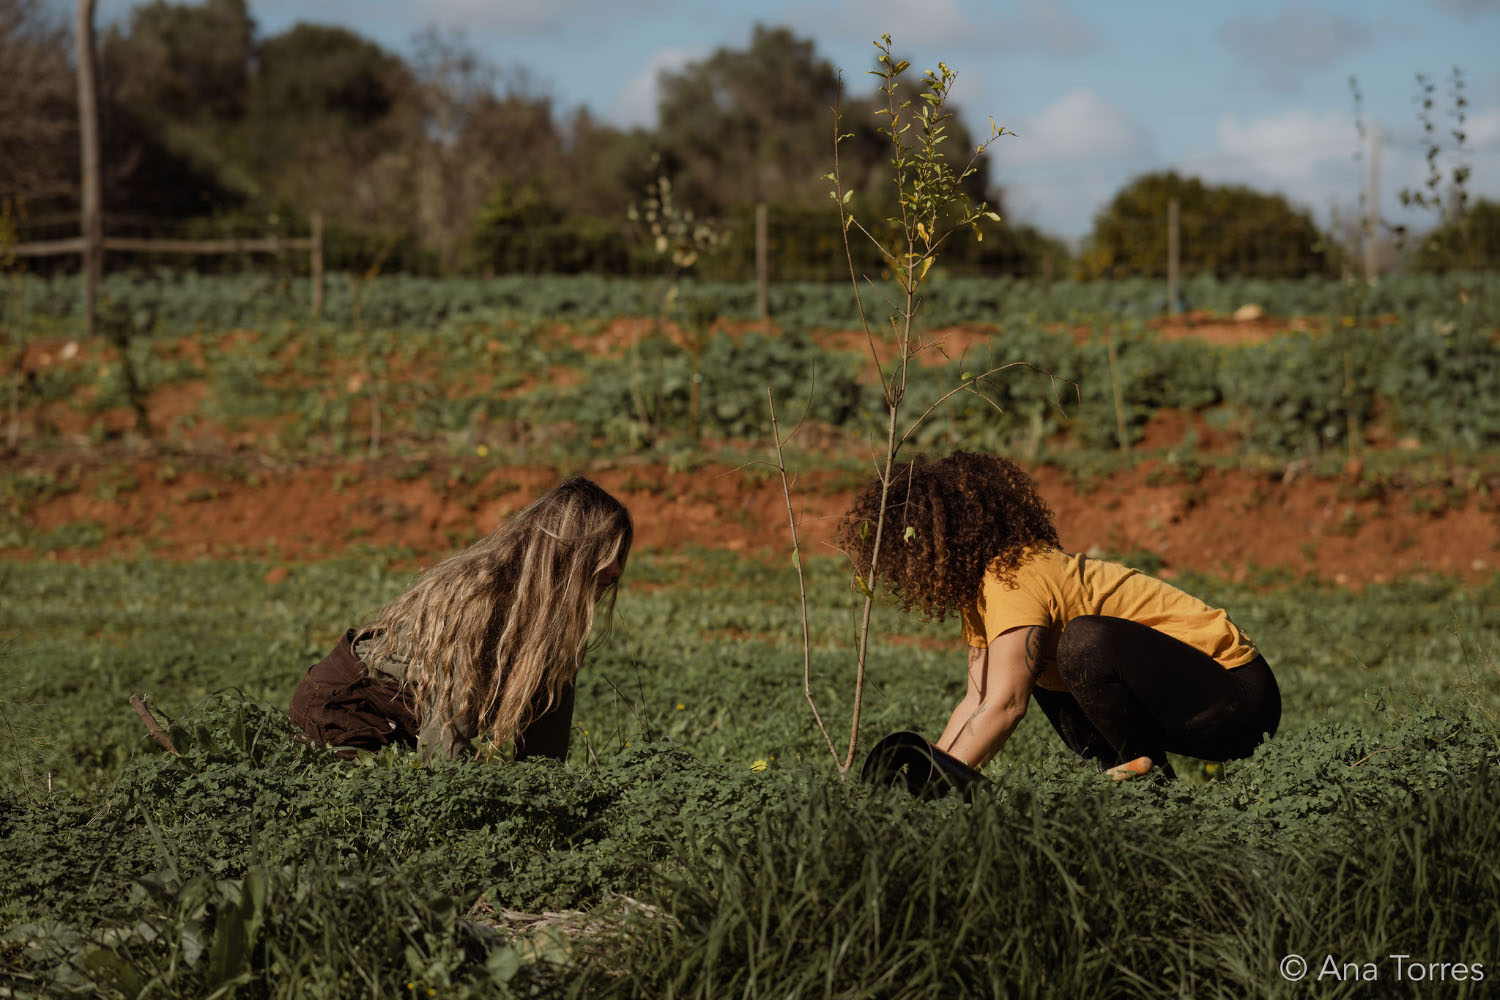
[[960, 548, 1259, 692]]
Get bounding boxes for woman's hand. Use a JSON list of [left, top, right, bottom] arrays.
[[937, 626, 1044, 770]]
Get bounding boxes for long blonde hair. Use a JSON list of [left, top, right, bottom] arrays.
[[365, 476, 632, 749]]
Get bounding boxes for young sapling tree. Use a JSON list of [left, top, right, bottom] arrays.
[[769, 36, 1041, 774], [627, 165, 724, 444]]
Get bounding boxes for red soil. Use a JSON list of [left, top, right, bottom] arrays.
[[9, 451, 1498, 587]]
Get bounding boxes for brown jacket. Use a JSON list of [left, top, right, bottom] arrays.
[[289, 630, 421, 757], [289, 630, 576, 761]]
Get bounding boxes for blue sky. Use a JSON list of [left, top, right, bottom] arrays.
[[93, 0, 1500, 243]]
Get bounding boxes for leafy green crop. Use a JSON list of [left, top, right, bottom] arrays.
[[9, 269, 1493, 338], [10, 269, 1497, 466]]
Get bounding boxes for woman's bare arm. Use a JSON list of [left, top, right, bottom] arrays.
[[937, 626, 1043, 769]]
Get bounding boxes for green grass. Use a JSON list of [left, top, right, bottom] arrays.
[[2, 552, 1496, 784], [1, 553, 1498, 995]]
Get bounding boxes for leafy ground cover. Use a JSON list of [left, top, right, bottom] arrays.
[[2, 553, 1498, 996]]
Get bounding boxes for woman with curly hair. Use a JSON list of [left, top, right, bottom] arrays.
[[290, 475, 632, 762], [839, 451, 1279, 781]]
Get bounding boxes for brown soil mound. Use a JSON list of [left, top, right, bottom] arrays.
[[10, 452, 1497, 587]]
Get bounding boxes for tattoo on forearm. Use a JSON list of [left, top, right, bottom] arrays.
[[1024, 627, 1046, 679]]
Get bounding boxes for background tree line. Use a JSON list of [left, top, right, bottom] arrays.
[[2, 0, 1492, 280]]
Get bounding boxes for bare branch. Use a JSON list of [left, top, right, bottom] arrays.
[[896, 361, 1047, 451], [129, 694, 179, 755], [865, 276, 900, 324], [719, 459, 781, 478], [783, 359, 819, 449], [1, 699, 35, 806], [768, 388, 839, 766], [844, 342, 908, 772]]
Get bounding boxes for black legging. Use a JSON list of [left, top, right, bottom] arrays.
[[1031, 615, 1281, 778]]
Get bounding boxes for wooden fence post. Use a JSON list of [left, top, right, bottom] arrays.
[[755, 202, 769, 321], [75, 0, 101, 338], [1166, 197, 1180, 315], [310, 213, 324, 319]]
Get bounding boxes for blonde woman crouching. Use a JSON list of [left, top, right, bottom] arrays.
[[290, 476, 633, 762]]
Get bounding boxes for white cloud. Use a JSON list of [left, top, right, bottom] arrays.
[[997, 98, 1500, 242], [972, 97, 1500, 242], [1175, 110, 1360, 231], [1001, 168, 1124, 243], [608, 46, 702, 129], [1468, 105, 1500, 148], [1196, 110, 1355, 193], [1173, 106, 1500, 237], [990, 89, 1149, 239], [1003, 89, 1147, 166]]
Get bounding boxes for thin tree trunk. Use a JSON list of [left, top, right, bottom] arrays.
[[75, 0, 101, 339]]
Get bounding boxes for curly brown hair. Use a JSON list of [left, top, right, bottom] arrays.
[[835, 451, 1060, 621]]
